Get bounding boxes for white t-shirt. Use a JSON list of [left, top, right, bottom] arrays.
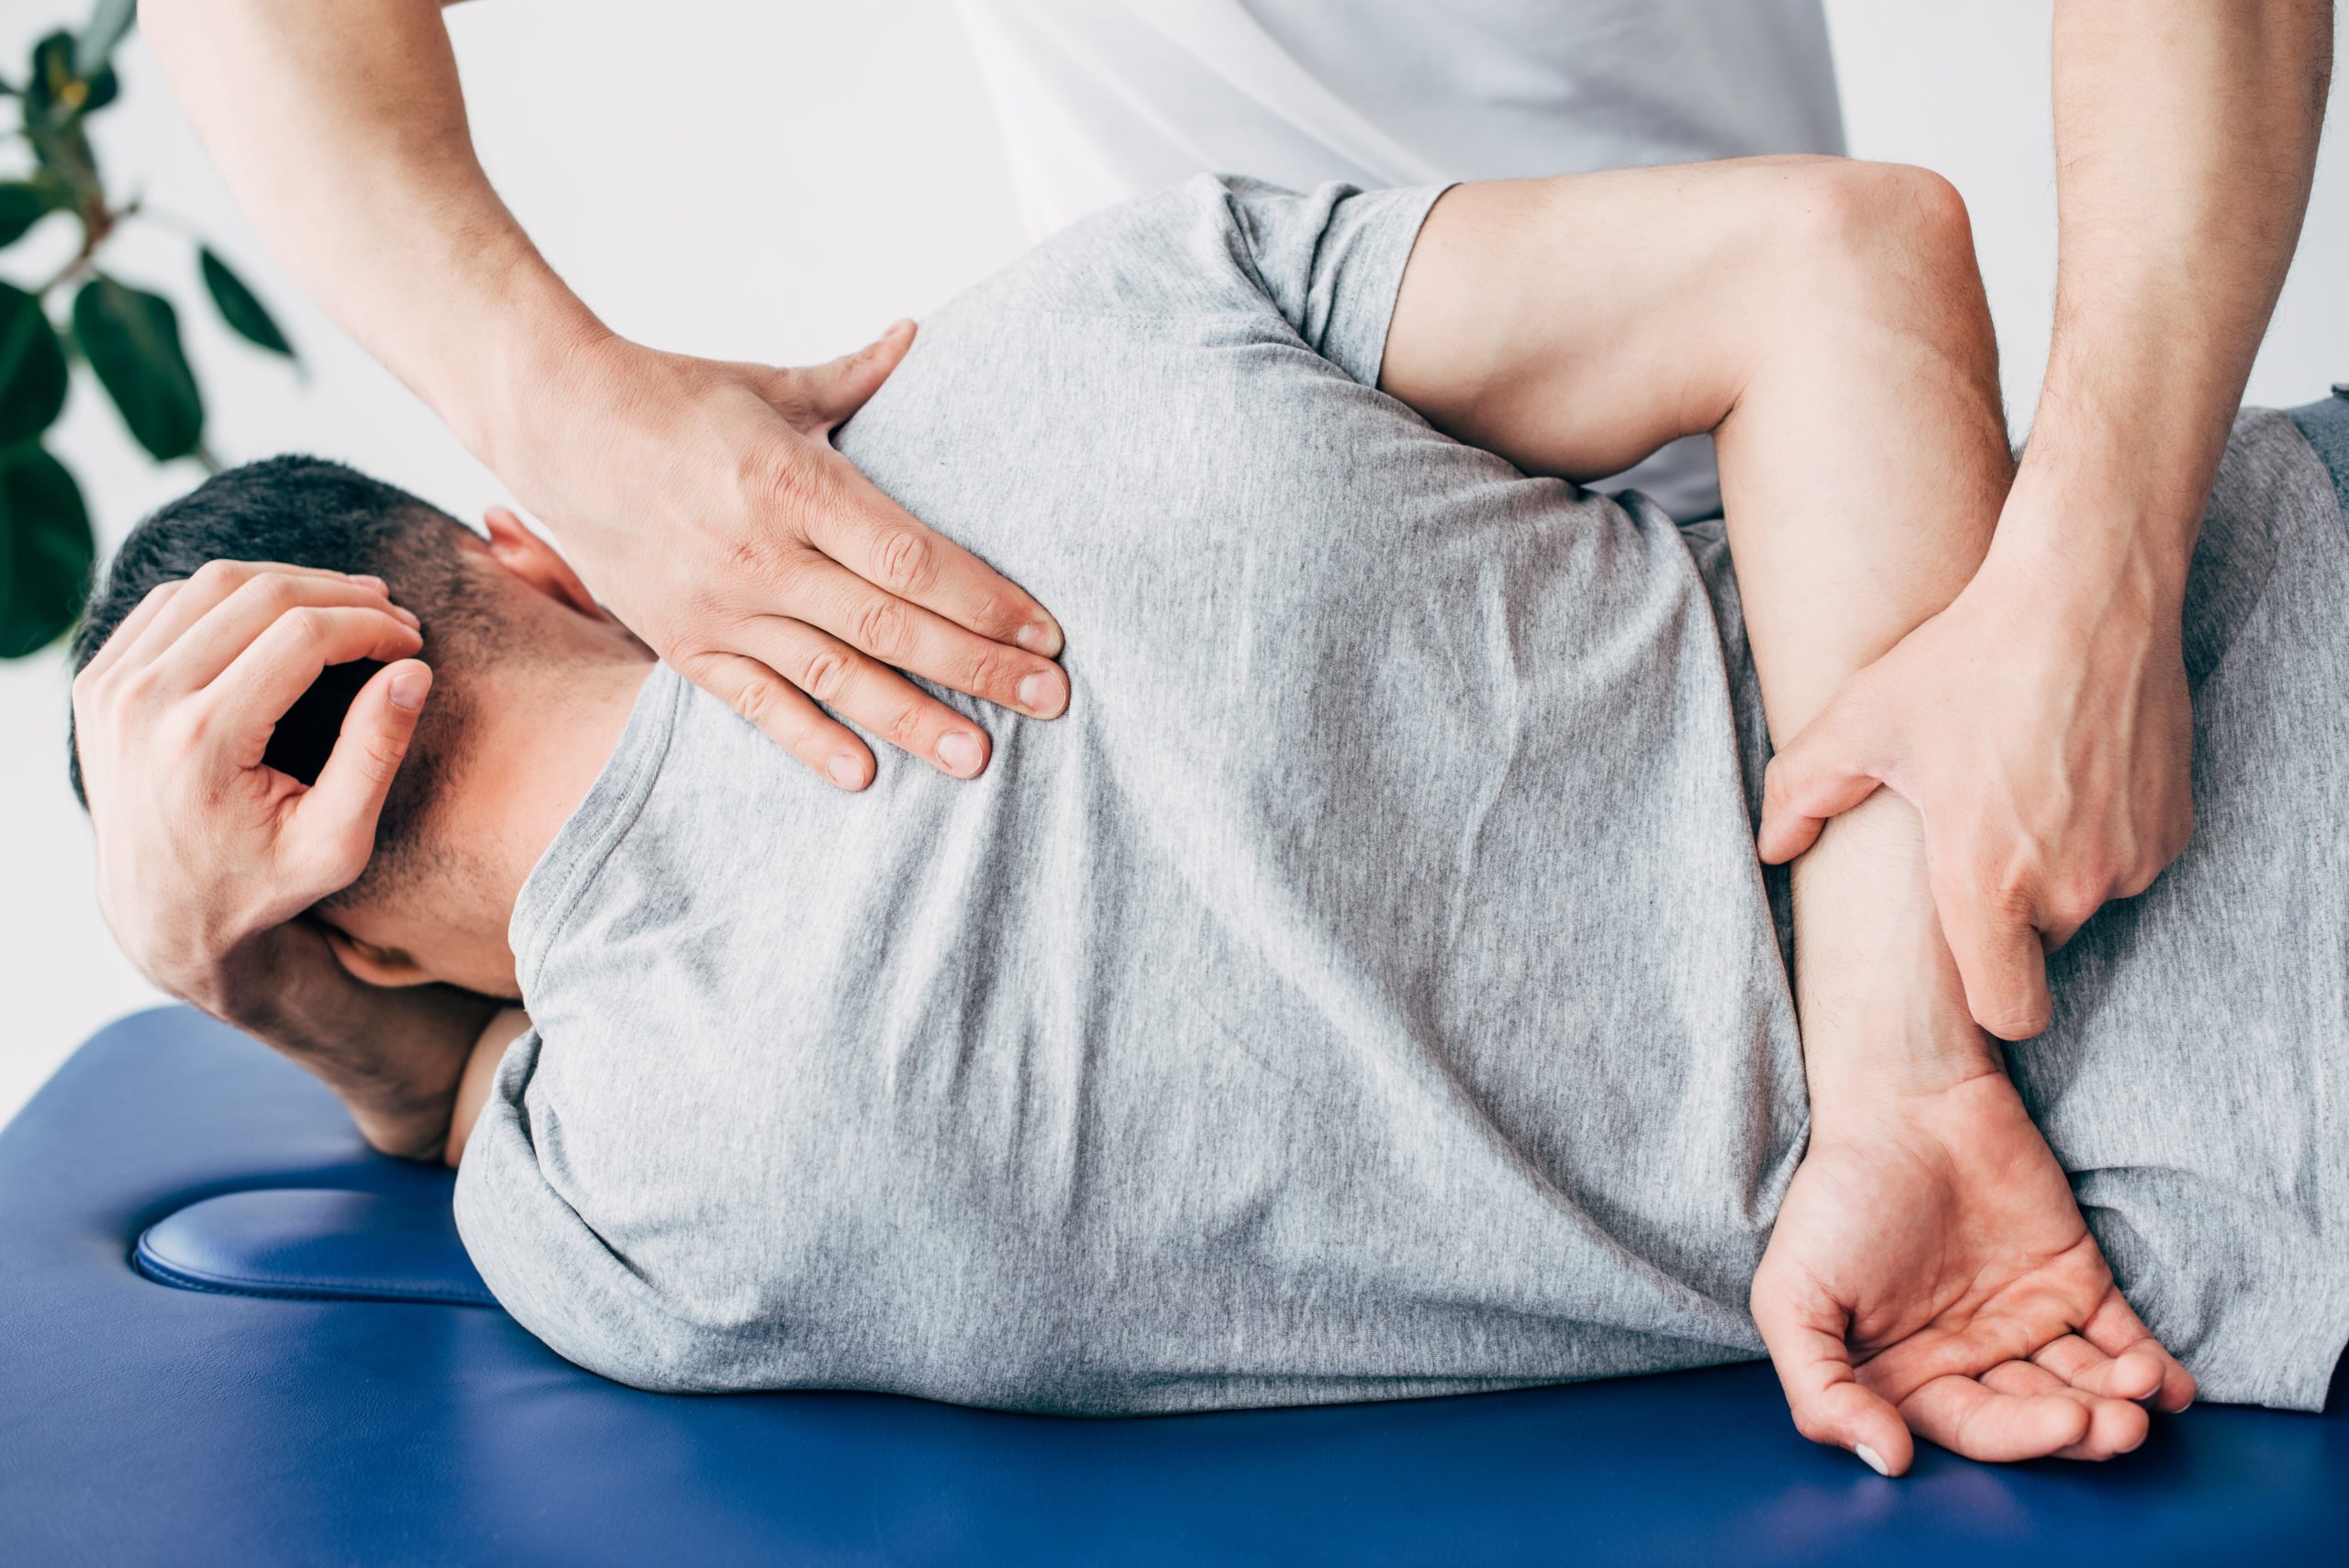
[[953, 0, 1846, 515]]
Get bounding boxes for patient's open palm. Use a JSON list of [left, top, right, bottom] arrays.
[[1752, 1071, 2196, 1474]]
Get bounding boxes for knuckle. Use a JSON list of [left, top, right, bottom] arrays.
[[963, 645, 1020, 700], [851, 594, 908, 659], [722, 529, 781, 584], [729, 678, 778, 733], [2054, 877, 2106, 924], [964, 588, 1019, 639], [355, 732, 407, 780], [236, 572, 301, 616], [114, 663, 165, 708], [748, 445, 827, 525], [796, 648, 853, 705], [880, 698, 927, 751], [873, 526, 937, 595], [190, 560, 249, 593]]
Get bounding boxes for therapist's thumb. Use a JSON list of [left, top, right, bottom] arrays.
[[1937, 887, 2054, 1041], [295, 659, 431, 886], [1758, 703, 1895, 864], [790, 317, 918, 432]]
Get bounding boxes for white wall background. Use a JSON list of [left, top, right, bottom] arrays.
[[2, 2, 2343, 1126]]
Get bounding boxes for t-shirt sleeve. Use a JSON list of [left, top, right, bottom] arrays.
[[1216, 176, 1452, 389], [949, 174, 1449, 392]]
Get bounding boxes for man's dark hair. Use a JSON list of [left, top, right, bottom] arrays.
[[68, 455, 486, 905]]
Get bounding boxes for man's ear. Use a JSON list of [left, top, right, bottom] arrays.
[[318, 923, 437, 989], [481, 506, 610, 621]]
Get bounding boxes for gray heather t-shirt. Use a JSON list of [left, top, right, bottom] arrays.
[[455, 177, 2349, 1414]]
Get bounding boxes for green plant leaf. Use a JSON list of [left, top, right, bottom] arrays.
[[199, 247, 296, 361], [26, 32, 74, 115], [0, 181, 64, 249], [24, 32, 106, 188], [0, 284, 70, 446], [72, 275, 204, 461], [28, 114, 100, 195], [76, 0, 139, 82], [0, 442, 95, 658]]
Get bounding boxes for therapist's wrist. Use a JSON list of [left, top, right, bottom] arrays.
[[437, 241, 616, 474], [1998, 333, 2241, 586]]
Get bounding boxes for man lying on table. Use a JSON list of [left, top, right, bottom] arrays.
[[70, 161, 2349, 1475]]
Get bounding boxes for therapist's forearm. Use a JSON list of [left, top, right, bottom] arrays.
[[2014, 0, 2330, 584], [139, 0, 601, 462]]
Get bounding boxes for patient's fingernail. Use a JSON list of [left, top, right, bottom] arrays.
[[1015, 620, 1060, 654], [828, 754, 863, 788], [1854, 1444, 1891, 1477], [389, 670, 429, 711], [1017, 670, 1064, 716], [936, 730, 984, 775]]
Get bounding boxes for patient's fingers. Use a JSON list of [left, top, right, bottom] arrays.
[[740, 615, 1003, 783], [2030, 1333, 2165, 1402], [1981, 1360, 2150, 1461], [106, 561, 374, 681], [1899, 1373, 2090, 1462], [154, 573, 417, 695], [206, 606, 425, 742], [76, 578, 184, 682], [1751, 1273, 1914, 1475], [290, 660, 432, 890], [2078, 1294, 2198, 1413]]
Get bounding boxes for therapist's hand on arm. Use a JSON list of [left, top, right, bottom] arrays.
[[72, 562, 494, 1161], [1758, 0, 2332, 1039], [139, 0, 1068, 790]]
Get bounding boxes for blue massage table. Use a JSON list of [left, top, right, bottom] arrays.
[[2, 1006, 2343, 1565]]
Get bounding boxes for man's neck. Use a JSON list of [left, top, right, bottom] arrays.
[[435, 647, 657, 995]]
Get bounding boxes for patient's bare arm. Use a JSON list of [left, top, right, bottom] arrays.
[[441, 1007, 530, 1169], [71, 562, 493, 1161], [1381, 158, 2192, 1470]]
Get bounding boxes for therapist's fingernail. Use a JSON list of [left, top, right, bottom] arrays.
[[1017, 670, 1064, 716], [389, 669, 430, 711], [936, 730, 984, 776], [828, 754, 864, 789], [351, 573, 388, 593], [1854, 1444, 1890, 1477], [1015, 620, 1060, 654]]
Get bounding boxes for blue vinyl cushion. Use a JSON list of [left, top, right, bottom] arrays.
[[2, 1006, 2343, 1566], [135, 1188, 497, 1307]]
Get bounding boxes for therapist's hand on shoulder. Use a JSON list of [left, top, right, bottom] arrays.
[[71, 562, 430, 1014], [494, 320, 1069, 790], [1756, 535, 2193, 1040]]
